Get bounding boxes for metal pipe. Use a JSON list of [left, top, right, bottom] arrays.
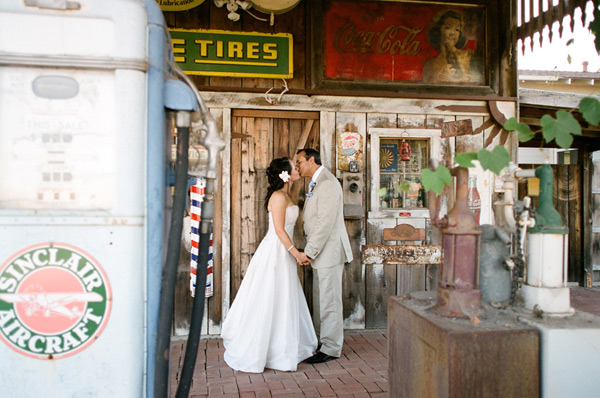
[[514, 169, 536, 179], [143, 1, 169, 394], [154, 112, 191, 398], [167, 61, 225, 398], [170, 62, 226, 180]]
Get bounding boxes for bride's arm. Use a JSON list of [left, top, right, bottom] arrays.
[[269, 192, 305, 262]]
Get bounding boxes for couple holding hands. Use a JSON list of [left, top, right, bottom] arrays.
[[220, 148, 353, 373]]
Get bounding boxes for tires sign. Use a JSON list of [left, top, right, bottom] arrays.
[[0, 243, 111, 359]]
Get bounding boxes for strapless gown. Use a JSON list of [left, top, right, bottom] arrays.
[[221, 205, 317, 372]]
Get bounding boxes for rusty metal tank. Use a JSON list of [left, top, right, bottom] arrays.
[[430, 166, 482, 316]]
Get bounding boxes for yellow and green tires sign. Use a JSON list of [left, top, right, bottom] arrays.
[[169, 29, 293, 78]]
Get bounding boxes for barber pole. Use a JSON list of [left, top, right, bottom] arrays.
[[190, 178, 213, 298]]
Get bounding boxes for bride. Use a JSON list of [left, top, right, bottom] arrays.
[[221, 157, 318, 373]]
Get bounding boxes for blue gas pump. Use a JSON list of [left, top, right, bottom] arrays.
[[0, 0, 224, 397]]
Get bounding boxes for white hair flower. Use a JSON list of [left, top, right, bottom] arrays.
[[279, 170, 290, 183]]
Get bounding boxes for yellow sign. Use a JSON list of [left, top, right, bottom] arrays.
[[157, 0, 205, 12], [169, 29, 293, 78]]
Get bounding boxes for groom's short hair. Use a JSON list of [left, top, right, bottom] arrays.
[[297, 148, 322, 165]]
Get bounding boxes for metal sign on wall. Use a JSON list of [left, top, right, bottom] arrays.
[[169, 29, 293, 78], [323, 1, 486, 85], [157, 0, 205, 12]]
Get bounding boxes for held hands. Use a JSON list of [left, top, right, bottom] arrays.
[[295, 251, 312, 266]]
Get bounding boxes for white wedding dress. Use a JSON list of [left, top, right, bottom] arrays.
[[221, 205, 317, 373]]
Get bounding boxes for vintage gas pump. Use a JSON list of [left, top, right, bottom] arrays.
[[519, 165, 573, 316], [0, 1, 223, 397], [494, 163, 572, 316], [494, 165, 600, 397], [429, 166, 482, 316]]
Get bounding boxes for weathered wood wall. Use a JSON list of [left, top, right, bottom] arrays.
[[162, 0, 518, 334], [179, 93, 516, 334]]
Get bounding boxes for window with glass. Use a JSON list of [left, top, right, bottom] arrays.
[[379, 138, 429, 209]]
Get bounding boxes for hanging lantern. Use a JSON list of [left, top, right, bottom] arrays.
[[400, 132, 411, 162]]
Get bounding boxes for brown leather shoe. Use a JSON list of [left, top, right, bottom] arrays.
[[306, 351, 338, 364]]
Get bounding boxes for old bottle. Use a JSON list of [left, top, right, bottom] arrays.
[[467, 176, 481, 224], [391, 189, 400, 208], [417, 184, 425, 208]]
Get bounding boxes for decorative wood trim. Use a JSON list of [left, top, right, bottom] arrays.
[[232, 109, 320, 119], [362, 245, 442, 265], [200, 91, 500, 115], [383, 224, 425, 241]]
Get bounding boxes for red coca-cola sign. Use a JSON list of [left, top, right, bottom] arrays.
[[324, 1, 485, 83]]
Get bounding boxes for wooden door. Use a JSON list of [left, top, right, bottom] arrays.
[[230, 109, 320, 304]]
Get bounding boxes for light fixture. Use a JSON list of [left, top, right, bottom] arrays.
[[215, 0, 269, 23]]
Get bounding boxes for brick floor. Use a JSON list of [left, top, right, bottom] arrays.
[[168, 287, 600, 397], [169, 331, 388, 398]]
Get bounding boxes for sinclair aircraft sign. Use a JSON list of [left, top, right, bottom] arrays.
[[0, 242, 112, 359]]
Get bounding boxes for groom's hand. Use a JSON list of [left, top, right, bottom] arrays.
[[296, 252, 312, 266]]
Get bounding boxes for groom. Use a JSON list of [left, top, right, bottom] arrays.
[[295, 148, 353, 364]]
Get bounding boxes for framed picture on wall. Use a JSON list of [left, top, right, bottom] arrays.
[[311, 0, 502, 96]]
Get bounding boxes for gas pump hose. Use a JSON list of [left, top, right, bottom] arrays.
[[175, 183, 213, 397], [154, 114, 190, 398], [160, 62, 225, 398]]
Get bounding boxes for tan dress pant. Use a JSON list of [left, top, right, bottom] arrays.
[[312, 263, 344, 357]]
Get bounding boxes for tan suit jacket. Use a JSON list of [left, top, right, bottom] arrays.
[[302, 167, 353, 268]]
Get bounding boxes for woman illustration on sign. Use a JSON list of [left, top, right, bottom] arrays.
[[422, 9, 481, 84]]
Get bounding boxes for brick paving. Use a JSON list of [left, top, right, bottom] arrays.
[[168, 287, 600, 397], [169, 331, 389, 398]]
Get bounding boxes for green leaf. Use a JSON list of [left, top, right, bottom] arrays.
[[455, 152, 478, 168], [503, 117, 519, 130], [421, 166, 451, 195], [541, 110, 582, 148], [580, 97, 600, 126], [398, 180, 411, 192], [477, 146, 510, 175], [377, 187, 387, 197], [504, 117, 535, 142]]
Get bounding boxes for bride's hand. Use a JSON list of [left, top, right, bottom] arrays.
[[295, 251, 311, 266]]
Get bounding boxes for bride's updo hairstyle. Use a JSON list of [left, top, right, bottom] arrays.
[[265, 157, 292, 209]]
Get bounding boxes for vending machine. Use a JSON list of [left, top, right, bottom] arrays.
[[0, 0, 211, 396]]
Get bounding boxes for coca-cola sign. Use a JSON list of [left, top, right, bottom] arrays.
[[323, 1, 486, 85]]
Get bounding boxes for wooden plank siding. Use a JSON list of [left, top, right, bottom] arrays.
[[229, 111, 320, 310], [335, 112, 367, 329], [173, 96, 515, 334], [175, 100, 516, 334], [554, 164, 583, 283], [160, 0, 518, 336]]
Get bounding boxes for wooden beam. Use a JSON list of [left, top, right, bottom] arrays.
[[293, 119, 314, 159], [232, 109, 320, 119]]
